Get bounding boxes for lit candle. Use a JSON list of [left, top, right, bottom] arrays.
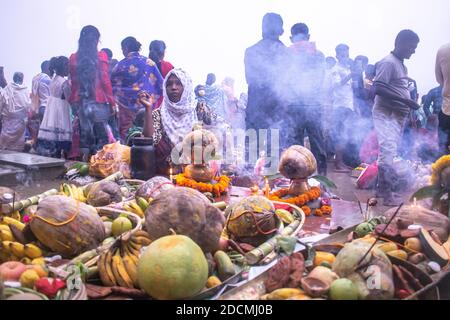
[[413, 197, 417, 207], [264, 178, 270, 198], [169, 167, 174, 183]]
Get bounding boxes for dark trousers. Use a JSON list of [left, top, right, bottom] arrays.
[[77, 101, 111, 157], [289, 106, 327, 175], [438, 111, 450, 155]]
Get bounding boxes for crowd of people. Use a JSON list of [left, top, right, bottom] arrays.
[[0, 13, 449, 207]]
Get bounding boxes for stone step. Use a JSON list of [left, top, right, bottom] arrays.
[[0, 152, 66, 187]]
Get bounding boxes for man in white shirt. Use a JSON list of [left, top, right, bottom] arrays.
[[435, 43, 450, 154], [29, 60, 51, 149]]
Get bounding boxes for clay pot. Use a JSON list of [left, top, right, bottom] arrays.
[[279, 146, 317, 180], [288, 179, 311, 196], [184, 165, 215, 183], [301, 277, 330, 298]]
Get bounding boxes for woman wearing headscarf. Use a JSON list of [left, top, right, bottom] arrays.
[[68, 25, 116, 161], [138, 68, 225, 174]]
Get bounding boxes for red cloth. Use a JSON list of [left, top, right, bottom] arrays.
[[155, 60, 174, 109], [69, 51, 115, 105], [160, 60, 174, 78]]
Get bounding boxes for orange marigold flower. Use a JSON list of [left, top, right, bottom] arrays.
[[301, 206, 312, 216]]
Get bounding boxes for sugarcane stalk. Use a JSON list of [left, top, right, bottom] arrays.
[[212, 201, 227, 210], [245, 219, 301, 265], [81, 171, 124, 193], [1, 189, 59, 214]]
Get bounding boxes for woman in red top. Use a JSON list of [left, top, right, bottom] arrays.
[[149, 40, 174, 108], [69, 25, 116, 161]]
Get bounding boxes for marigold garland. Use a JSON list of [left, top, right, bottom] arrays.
[[269, 186, 332, 217], [431, 155, 450, 185], [175, 174, 231, 197]]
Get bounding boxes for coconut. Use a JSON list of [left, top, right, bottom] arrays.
[[225, 196, 279, 247], [30, 195, 105, 258], [135, 176, 174, 201], [86, 181, 122, 207], [144, 188, 225, 253]]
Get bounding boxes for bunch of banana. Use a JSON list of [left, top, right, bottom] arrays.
[[0, 217, 46, 264], [122, 200, 146, 219], [98, 230, 152, 289], [1, 241, 44, 262], [0, 216, 25, 231], [60, 183, 87, 203]]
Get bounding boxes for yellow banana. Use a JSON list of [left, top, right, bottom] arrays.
[[125, 241, 141, 258], [24, 243, 43, 259], [0, 216, 25, 231], [275, 209, 295, 225], [122, 242, 139, 264], [98, 250, 116, 287], [104, 248, 118, 286], [11, 211, 22, 222], [0, 224, 11, 232], [1, 241, 13, 253], [31, 257, 46, 266], [131, 235, 152, 247], [62, 183, 71, 197], [122, 254, 139, 288], [132, 230, 151, 238], [0, 229, 15, 242], [111, 248, 134, 288], [9, 242, 25, 258], [21, 257, 32, 265], [267, 288, 305, 300], [129, 202, 145, 219]]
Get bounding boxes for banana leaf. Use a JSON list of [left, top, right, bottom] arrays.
[[410, 185, 442, 202], [311, 175, 337, 189], [432, 189, 447, 210]]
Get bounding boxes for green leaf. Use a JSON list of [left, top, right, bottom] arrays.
[[410, 185, 442, 202], [311, 175, 338, 189], [276, 236, 297, 256]]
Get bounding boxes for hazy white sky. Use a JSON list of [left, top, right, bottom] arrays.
[[1, 0, 449, 96]]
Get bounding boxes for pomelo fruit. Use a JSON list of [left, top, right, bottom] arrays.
[[137, 235, 208, 300]]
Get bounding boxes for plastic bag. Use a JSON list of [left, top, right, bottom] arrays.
[[89, 142, 131, 178]]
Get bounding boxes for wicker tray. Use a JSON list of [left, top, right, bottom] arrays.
[[219, 230, 441, 300]]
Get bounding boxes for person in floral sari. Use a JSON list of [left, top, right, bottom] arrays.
[[111, 37, 163, 141]]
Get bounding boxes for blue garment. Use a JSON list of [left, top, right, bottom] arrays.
[[111, 52, 163, 111], [423, 86, 443, 117]]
